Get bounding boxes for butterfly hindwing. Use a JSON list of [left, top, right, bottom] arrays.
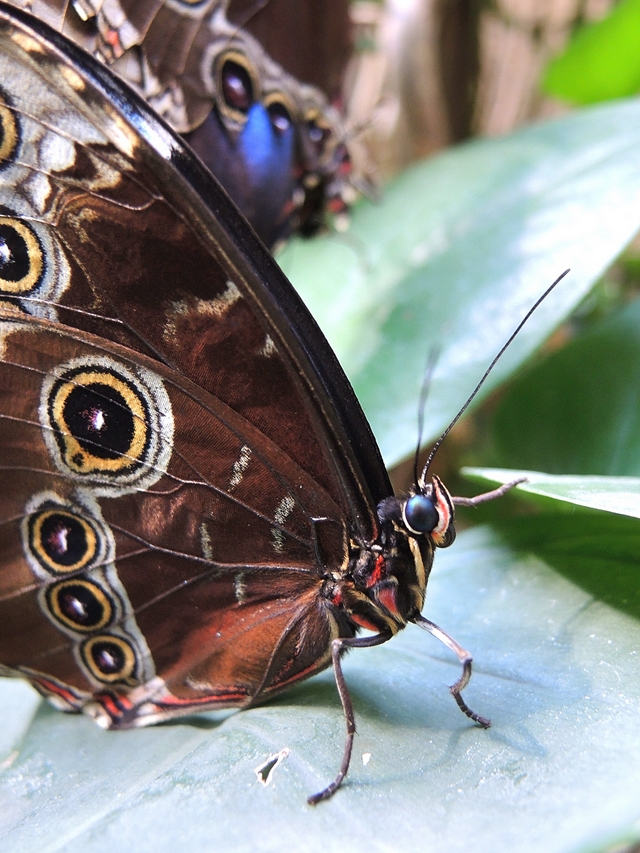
[[8, 0, 353, 244]]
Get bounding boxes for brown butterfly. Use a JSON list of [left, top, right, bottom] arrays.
[[6, 0, 354, 246], [0, 4, 543, 803]]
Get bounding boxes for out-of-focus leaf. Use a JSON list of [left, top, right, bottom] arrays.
[[490, 299, 640, 476], [543, 0, 640, 104], [280, 99, 640, 466]]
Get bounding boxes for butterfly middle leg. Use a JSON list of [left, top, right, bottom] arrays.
[[307, 630, 393, 805]]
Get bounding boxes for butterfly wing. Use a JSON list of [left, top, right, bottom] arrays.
[[9, 0, 352, 244], [0, 4, 389, 724]]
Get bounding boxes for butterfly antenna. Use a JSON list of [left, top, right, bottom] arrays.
[[419, 269, 570, 487], [413, 347, 440, 486]]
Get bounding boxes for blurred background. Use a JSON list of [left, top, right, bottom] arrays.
[[325, 0, 640, 494]]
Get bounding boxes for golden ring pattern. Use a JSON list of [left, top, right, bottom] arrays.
[[80, 634, 137, 684], [46, 579, 113, 632], [0, 217, 44, 295], [28, 508, 99, 575]]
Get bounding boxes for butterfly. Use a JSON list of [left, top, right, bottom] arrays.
[[6, 0, 354, 246], [0, 3, 530, 803]]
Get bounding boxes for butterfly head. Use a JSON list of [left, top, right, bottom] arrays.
[[339, 477, 457, 634], [402, 475, 456, 548]]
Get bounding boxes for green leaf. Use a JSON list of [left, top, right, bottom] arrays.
[[2, 526, 640, 852], [460, 468, 640, 617], [543, 0, 640, 104], [462, 467, 640, 518], [280, 99, 640, 467], [490, 299, 640, 476]]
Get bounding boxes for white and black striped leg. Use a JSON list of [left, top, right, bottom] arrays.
[[413, 614, 490, 728], [307, 631, 393, 805], [452, 476, 527, 507]]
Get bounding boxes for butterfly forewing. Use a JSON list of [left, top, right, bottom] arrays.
[[0, 5, 388, 723]]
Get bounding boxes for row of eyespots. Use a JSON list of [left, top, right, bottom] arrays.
[[0, 91, 43, 307], [0, 88, 71, 319], [23, 494, 141, 686], [46, 581, 135, 682], [209, 45, 333, 158], [215, 49, 296, 136], [27, 354, 173, 688]]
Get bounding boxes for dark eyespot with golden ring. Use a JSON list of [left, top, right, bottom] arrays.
[[46, 579, 113, 632], [81, 635, 137, 684], [217, 51, 259, 122], [28, 508, 99, 575], [48, 367, 149, 477], [264, 93, 297, 136], [0, 217, 44, 296], [0, 93, 19, 166]]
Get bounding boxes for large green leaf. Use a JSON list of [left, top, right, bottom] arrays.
[[490, 299, 640, 475], [280, 99, 640, 466], [1, 523, 640, 853]]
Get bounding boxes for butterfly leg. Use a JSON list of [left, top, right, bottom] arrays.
[[413, 614, 491, 728], [452, 476, 527, 507], [307, 631, 393, 805]]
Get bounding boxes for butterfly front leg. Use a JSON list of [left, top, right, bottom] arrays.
[[451, 476, 528, 507], [307, 630, 393, 805]]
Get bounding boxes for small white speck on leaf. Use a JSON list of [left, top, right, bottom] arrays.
[[255, 748, 290, 787]]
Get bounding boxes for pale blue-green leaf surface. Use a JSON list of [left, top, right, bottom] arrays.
[[1, 525, 640, 853]]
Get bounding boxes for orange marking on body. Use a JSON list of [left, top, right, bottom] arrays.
[[377, 585, 399, 617], [330, 588, 343, 606], [351, 613, 380, 632], [366, 554, 385, 588], [105, 29, 121, 49]]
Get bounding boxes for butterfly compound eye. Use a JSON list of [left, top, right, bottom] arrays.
[[403, 494, 439, 534]]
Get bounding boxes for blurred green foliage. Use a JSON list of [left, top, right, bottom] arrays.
[[543, 0, 640, 104]]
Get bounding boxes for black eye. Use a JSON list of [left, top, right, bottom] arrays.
[[221, 59, 253, 113], [404, 494, 438, 534]]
